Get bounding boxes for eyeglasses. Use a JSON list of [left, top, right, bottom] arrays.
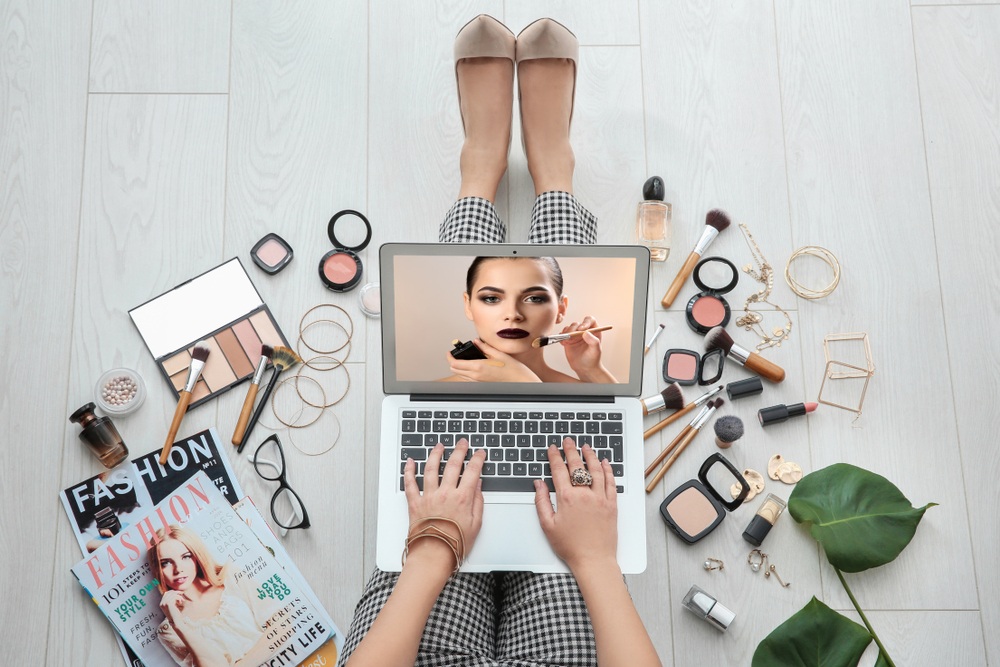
[[249, 434, 311, 532]]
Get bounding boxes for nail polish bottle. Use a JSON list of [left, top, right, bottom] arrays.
[[681, 585, 735, 631], [636, 176, 672, 262], [70, 402, 129, 469]]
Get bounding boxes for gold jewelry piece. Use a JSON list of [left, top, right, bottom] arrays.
[[570, 467, 593, 486], [703, 557, 724, 571], [298, 304, 354, 354], [296, 361, 351, 408], [817, 332, 875, 419], [402, 516, 467, 575], [747, 549, 768, 573], [271, 375, 326, 428], [765, 563, 791, 587], [735, 223, 792, 351], [785, 245, 841, 300]]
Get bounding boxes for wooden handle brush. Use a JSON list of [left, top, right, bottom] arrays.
[[236, 346, 301, 453], [704, 326, 785, 383], [643, 385, 723, 439], [661, 209, 731, 308], [232, 344, 273, 446], [161, 342, 210, 465], [646, 398, 723, 493], [532, 326, 612, 348]]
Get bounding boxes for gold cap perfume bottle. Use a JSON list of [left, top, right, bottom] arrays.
[[636, 176, 672, 262]]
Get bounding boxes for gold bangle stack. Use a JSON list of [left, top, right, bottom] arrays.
[[402, 516, 467, 575]]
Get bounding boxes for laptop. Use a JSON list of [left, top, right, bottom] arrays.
[[376, 243, 649, 573]]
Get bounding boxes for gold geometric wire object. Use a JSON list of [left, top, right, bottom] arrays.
[[817, 332, 875, 418]]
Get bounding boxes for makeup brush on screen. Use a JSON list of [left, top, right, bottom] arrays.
[[704, 326, 785, 383], [237, 346, 302, 453], [160, 341, 210, 465], [231, 344, 273, 447], [661, 209, 731, 308], [646, 398, 724, 494], [644, 384, 723, 439], [641, 382, 685, 417], [532, 326, 612, 348]]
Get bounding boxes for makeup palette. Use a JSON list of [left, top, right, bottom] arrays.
[[251, 233, 294, 275], [319, 209, 372, 292], [685, 256, 737, 334], [129, 258, 289, 409], [659, 453, 750, 544], [662, 348, 725, 386]]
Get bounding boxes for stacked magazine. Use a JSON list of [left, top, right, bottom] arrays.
[[61, 429, 342, 666]]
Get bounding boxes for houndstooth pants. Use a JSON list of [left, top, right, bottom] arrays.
[[338, 191, 600, 667]]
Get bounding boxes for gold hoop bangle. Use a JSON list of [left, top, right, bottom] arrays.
[[271, 375, 326, 428], [784, 245, 841, 299], [298, 304, 354, 354], [295, 362, 351, 408]]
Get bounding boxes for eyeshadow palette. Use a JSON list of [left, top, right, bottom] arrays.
[[129, 258, 289, 409]]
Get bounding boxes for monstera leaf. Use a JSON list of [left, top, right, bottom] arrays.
[[752, 598, 872, 667], [788, 463, 936, 573]]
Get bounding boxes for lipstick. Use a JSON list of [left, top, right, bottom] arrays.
[[758, 402, 817, 427]]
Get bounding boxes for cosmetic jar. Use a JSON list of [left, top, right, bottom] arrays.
[[251, 233, 294, 275], [662, 348, 725, 386], [70, 403, 129, 469], [659, 453, 750, 544], [685, 256, 737, 334], [359, 282, 381, 318], [682, 585, 735, 631], [95, 368, 146, 416], [743, 493, 786, 546], [319, 209, 372, 292]]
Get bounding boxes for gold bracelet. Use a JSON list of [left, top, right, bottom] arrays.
[[784, 245, 841, 299], [401, 517, 467, 574]]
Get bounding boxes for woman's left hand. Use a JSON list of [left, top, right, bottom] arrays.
[[560, 317, 609, 380]]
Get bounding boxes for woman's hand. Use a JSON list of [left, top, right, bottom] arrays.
[[403, 438, 487, 575], [533, 437, 618, 571], [559, 317, 614, 383], [159, 590, 188, 625], [446, 339, 542, 383]]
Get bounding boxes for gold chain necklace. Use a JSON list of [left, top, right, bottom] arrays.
[[735, 223, 792, 351]]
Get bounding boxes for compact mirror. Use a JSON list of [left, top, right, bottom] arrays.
[[659, 453, 749, 544]]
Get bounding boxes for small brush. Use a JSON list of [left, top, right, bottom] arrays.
[[644, 402, 711, 479], [643, 384, 723, 439], [532, 326, 612, 348], [641, 382, 685, 417], [646, 398, 724, 493], [714, 414, 744, 449], [237, 346, 302, 453], [231, 344, 274, 447], [643, 323, 666, 356], [160, 341, 211, 465], [704, 326, 785, 383], [661, 209, 731, 308]]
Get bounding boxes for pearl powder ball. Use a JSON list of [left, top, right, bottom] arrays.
[[103, 375, 137, 406]]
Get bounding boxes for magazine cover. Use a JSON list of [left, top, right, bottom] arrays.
[[72, 472, 335, 667]]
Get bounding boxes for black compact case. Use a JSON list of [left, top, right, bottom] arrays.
[[659, 453, 750, 544]]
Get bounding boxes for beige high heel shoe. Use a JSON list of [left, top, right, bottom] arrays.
[[454, 15, 516, 136], [515, 18, 579, 133]]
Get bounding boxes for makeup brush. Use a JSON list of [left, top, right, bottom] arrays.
[[661, 209, 731, 308], [643, 384, 723, 439], [643, 323, 666, 355], [641, 382, 685, 417], [160, 341, 211, 465], [704, 326, 785, 383], [237, 346, 302, 453], [646, 398, 723, 494], [231, 344, 274, 447], [532, 326, 612, 348], [644, 402, 711, 479]]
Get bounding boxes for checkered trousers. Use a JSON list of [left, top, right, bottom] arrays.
[[438, 191, 598, 245], [337, 569, 598, 667]]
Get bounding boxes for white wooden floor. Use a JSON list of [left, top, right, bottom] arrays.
[[2, 1, 998, 665]]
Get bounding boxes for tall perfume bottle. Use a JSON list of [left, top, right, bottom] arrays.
[[636, 176, 672, 262], [70, 402, 129, 468]]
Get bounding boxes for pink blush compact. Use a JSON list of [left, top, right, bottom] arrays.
[[319, 209, 372, 292], [685, 256, 737, 334], [251, 233, 294, 274]]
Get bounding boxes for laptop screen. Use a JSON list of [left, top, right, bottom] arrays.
[[380, 243, 650, 397]]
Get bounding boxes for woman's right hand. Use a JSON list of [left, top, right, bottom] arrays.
[[159, 590, 189, 628], [446, 339, 542, 383]]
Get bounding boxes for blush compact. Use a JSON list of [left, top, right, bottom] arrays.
[[251, 233, 294, 275], [662, 348, 725, 386], [319, 209, 372, 292], [659, 452, 750, 544], [685, 256, 738, 334]]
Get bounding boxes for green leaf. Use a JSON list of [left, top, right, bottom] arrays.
[[752, 597, 872, 667], [874, 652, 892, 667], [788, 463, 937, 573]]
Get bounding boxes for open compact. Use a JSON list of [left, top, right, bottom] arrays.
[[319, 209, 372, 292], [659, 453, 750, 544], [250, 233, 294, 275], [685, 256, 737, 334], [662, 348, 725, 386]]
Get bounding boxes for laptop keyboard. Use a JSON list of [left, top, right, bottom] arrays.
[[398, 409, 626, 494]]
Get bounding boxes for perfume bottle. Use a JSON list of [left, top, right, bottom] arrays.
[[636, 176, 672, 261], [70, 402, 129, 469]]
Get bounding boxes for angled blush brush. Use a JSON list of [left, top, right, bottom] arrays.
[[641, 382, 685, 417], [160, 341, 210, 465], [646, 398, 724, 494], [236, 346, 302, 453], [643, 384, 723, 439], [661, 209, 731, 308], [231, 344, 274, 447], [704, 326, 785, 383], [532, 326, 612, 348]]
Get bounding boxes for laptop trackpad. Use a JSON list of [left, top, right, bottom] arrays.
[[463, 502, 567, 573]]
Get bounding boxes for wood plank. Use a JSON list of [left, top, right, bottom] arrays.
[[506, 1, 639, 45], [912, 6, 1000, 663], [90, 0, 230, 93]]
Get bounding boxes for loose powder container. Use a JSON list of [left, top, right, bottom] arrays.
[[95, 367, 146, 416], [359, 282, 381, 318]]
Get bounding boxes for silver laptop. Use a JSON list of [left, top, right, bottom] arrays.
[[376, 243, 649, 573]]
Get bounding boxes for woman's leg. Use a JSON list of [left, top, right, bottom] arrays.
[[338, 569, 499, 667], [518, 57, 576, 197]]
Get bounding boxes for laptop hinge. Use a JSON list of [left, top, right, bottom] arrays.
[[409, 394, 616, 404]]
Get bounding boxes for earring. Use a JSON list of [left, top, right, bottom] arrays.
[[703, 557, 724, 572], [747, 549, 767, 573], [765, 563, 791, 588]]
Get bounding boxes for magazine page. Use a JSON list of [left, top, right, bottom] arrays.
[[71, 472, 334, 667]]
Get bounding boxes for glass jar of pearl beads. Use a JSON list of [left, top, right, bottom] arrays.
[[95, 368, 146, 416]]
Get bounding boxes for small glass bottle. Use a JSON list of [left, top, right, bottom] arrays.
[[70, 402, 129, 469], [636, 175, 672, 261], [682, 585, 735, 631]]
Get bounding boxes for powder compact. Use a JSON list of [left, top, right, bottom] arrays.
[[129, 258, 289, 409], [319, 209, 372, 292], [659, 452, 750, 544], [662, 348, 725, 386], [685, 256, 737, 334], [250, 233, 294, 275]]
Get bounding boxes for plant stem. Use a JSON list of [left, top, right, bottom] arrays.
[[834, 567, 896, 667]]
